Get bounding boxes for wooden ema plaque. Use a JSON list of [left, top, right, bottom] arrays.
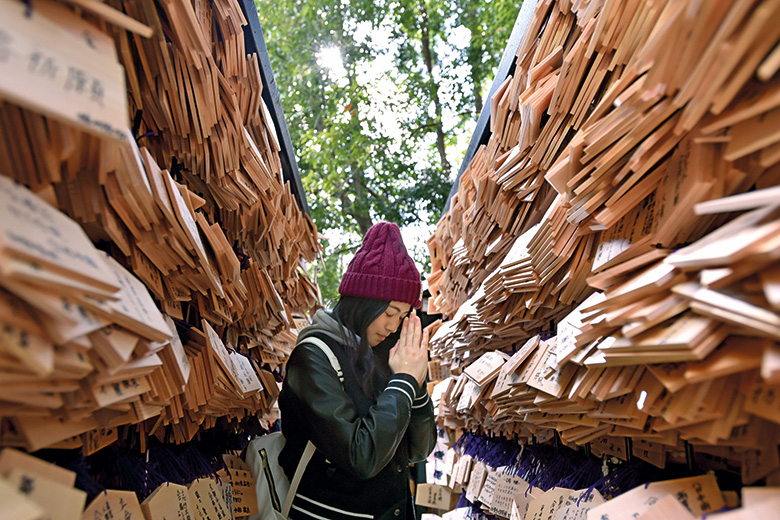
[[82, 490, 145, 520], [0, 0, 128, 141], [141, 482, 194, 520]]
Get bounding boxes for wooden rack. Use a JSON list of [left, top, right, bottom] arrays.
[[427, 0, 780, 488], [0, 0, 320, 452]]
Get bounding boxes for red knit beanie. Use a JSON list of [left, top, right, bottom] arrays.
[[338, 222, 422, 308]]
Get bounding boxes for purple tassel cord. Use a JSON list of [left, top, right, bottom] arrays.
[[456, 493, 502, 520], [450, 432, 663, 519], [30, 427, 251, 502]]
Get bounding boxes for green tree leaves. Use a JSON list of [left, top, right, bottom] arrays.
[[255, 0, 520, 307]]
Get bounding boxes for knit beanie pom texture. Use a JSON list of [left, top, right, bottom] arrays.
[[338, 222, 422, 308]]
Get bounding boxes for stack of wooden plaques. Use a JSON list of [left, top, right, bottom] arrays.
[[0, 447, 261, 520], [0, 175, 171, 451], [0, 178, 283, 452], [0, 0, 319, 452], [0, 0, 319, 339], [107, 0, 321, 290], [428, 0, 780, 480]]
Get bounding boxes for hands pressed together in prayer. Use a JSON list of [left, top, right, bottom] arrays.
[[388, 309, 429, 388]]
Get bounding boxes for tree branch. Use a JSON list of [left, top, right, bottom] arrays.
[[327, 242, 362, 257], [363, 184, 383, 201], [408, 111, 474, 137]]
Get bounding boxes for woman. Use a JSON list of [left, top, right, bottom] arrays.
[[278, 221, 436, 520]]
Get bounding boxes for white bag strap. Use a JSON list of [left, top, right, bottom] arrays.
[[281, 336, 344, 517], [297, 336, 344, 384], [281, 440, 315, 517]]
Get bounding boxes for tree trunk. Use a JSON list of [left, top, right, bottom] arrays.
[[419, 1, 452, 178], [464, 5, 483, 118], [339, 170, 373, 236], [352, 175, 373, 235], [474, 79, 483, 117]]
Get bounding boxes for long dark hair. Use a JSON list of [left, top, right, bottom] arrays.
[[331, 296, 398, 397]]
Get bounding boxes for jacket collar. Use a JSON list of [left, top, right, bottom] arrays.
[[298, 309, 360, 348]]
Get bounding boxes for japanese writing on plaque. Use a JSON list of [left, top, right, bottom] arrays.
[[0, 0, 129, 140]]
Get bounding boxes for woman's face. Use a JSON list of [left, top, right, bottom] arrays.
[[366, 301, 412, 347]]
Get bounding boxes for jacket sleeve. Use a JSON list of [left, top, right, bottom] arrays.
[[407, 384, 437, 463], [281, 341, 420, 480]]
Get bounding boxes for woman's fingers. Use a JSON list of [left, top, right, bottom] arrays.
[[401, 311, 415, 349], [411, 312, 422, 353], [400, 312, 410, 342], [416, 327, 429, 385], [388, 310, 431, 381]]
